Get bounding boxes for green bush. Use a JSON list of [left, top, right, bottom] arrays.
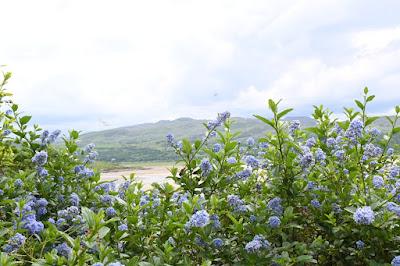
[[1, 71, 400, 265]]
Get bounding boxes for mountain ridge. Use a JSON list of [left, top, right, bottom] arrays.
[[79, 116, 397, 163]]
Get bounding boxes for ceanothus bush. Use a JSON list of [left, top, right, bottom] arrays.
[[0, 71, 400, 265]]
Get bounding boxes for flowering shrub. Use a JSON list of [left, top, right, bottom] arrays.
[[1, 71, 400, 265]]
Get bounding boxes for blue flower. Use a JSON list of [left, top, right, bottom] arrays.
[[210, 214, 221, 229], [36, 198, 48, 207], [306, 137, 316, 148], [363, 143, 382, 159], [289, 120, 300, 135], [306, 181, 316, 190], [70, 193, 80, 206], [245, 155, 259, 168], [200, 159, 212, 176], [235, 168, 252, 180], [353, 206, 375, 225], [118, 224, 128, 231], [14, 179, 23, 188], [268, 216, 281, 228], [227, 195, 241, 206], [166, 133, 175, 146], [47, 129, 61, 143], [37, 207, 47, 216], [23, 218, 44, 234], [259, 142, 269, 149], [212, 238, 224, 248], [227, 157, 237, 164], [299, 147, 314, 168], [332, 203, 342, 214], [74, 165, 94, 178], [314, 148, 326, 164], [140, 194, 150, 206], [250, 215, 257, 223], [311, 199, 321, 208], [2, 129, 11, 136], [345, 119, 363, 141], [334, 150, 345, 161], [85, 143, 96, 153], [40, 130, 49, 145], [247, 137, 255, 146], [356, 240, 365, 249], [267, 197, 283, 216], [56, 242, 72, 258], [326, 137, 336, 147], [32, 151, 48, 166], [187, 210, 210, 228], [372, 175, 384, 189], [368, 127, 381, 137], [245, 235, 270, 253], [92, 263, 104, 266], [387, 148, 394, 156], [387, 202, 400, 216], [2, 233, 26, 253], [0, 189, 3, 196], [100, 195, 113, 205], [106, 207, 116, 217], [36, 167, 48, 177], [389, 166, 400, 178], [392, 256, 400, 266], [109, 262, 124, 266], [213, 143, 222, 152], [227, 195, 247, 212]]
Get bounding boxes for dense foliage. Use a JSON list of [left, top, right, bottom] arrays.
[[1, 71, 400, 265]]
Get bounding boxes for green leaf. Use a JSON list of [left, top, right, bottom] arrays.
[[354, 100, 364, 110], [69, 130, 79, 140], [277, 108, 293, 120], [98, 226, 110, 238], [194, 140, 202, 150], [365, 116, 379, 127], [182, 139, 192, 154], [396, 105, 400, 114], [364, 86, 369, 94], [58, 231, 75, 247], [296, 255, 315, 263], [366, 95, 375, 102], [393, 127, 400, 134], [253, 115, 274, 128], [19, 115, 32, 125], [81, 207, 96, 229], [268, 99, 277, 113], [11, 104, 18, 112]]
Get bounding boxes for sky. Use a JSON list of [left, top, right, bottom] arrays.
[[1, 0, 400, 132]]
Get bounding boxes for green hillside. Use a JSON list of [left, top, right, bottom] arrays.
[[79, 116, 398, 163]]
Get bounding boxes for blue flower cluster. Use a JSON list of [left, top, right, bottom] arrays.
[[353, 206, 375, 225], [245, 235, 270, 253], [268, 216, 281, 228], [267, 197, 283, 216], [2, 233, 26, 253], [227, 195, 247, 212], [200, 159, 212, 176], [186, 210, 210, 228]]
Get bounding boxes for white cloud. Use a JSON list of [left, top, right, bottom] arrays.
[[0, 1, 399, 131]]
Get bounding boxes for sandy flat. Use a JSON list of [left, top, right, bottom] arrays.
[[101, 165, 174, 188]]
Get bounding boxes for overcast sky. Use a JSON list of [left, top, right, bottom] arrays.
[[1, 1, 400, 132]]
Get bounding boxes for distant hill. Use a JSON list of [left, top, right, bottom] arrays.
[[79, 116, 398, 163]]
